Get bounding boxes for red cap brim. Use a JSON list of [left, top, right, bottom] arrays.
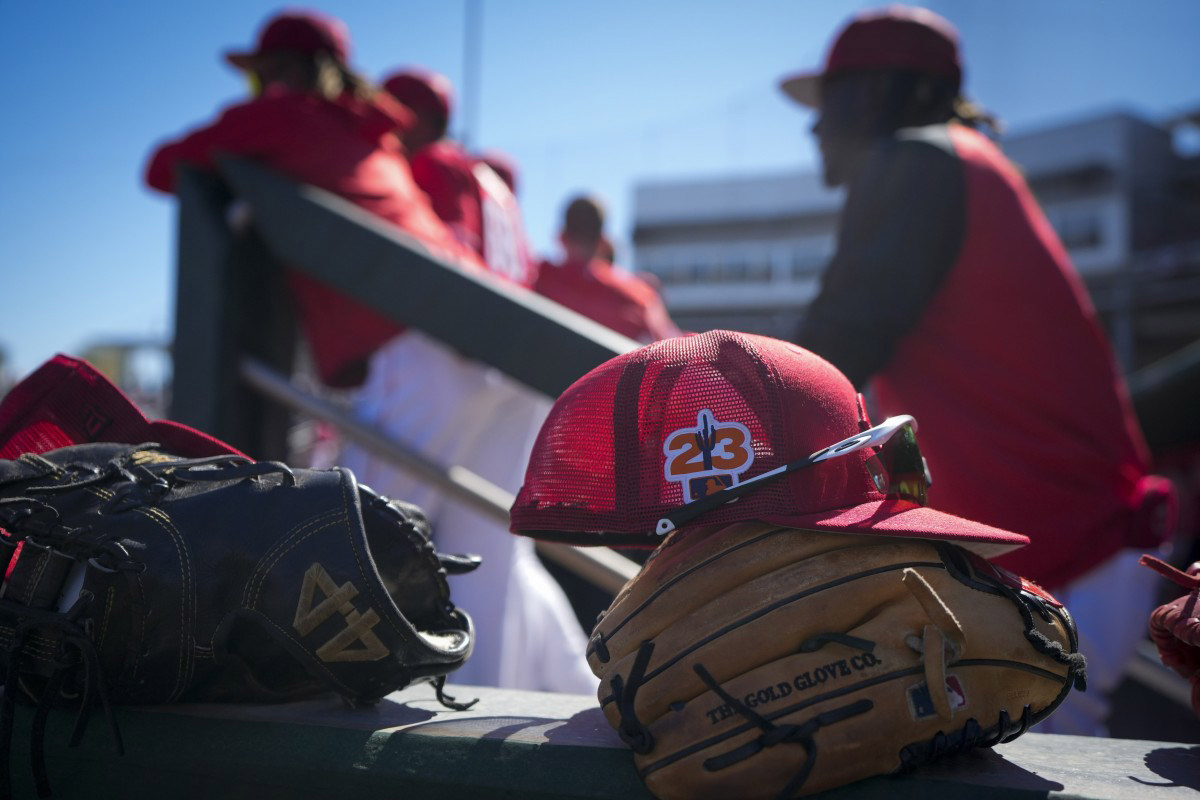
[[224, 50, 262, 71], [780, 71, 822, 108], [767, 497, 1029, 557]]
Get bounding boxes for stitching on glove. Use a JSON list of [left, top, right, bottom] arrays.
[[137, 504, 192, 701], [97, 587, 115, 652], [245, 510, 345, 606]]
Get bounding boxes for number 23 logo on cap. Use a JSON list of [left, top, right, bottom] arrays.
[[664, 410, 755, 503]]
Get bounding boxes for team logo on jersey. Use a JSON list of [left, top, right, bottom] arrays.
[[663, 410, 755, 503], [907, 674, 968, 719]]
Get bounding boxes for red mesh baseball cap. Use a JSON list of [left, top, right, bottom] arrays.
[[510, 330, 1027, 557], [225, 10, 352, 70], [382, 68, 455, 125], [0, 354, 244, 460], [780, 5, 962, 108]]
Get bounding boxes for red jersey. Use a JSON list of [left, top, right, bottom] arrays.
[[409, 139, 485, 256], [534, 257, 680, 344], [408, 141, 537, 288], [145, 88, 482, 388], [870, 126, 1160, 588], [474, 163, 536, 288]]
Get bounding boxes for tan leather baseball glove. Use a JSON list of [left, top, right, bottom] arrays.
[[586, 523, 1087, 799]]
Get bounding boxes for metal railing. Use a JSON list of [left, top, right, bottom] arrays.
[[171, 162, 641, 595], [238, 357, 637, 592]]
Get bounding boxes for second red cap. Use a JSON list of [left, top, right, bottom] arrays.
[[780, 5, 962, 108], [225, 9, 352, 70]]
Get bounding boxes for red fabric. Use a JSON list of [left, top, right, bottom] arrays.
[[870, 125, 1162, 589], [510, 329, 1028, 555], [0, 354, 243, 460], [225, 10, 351, 66], [824, 7, 960, 82], [474, 162, 537, 288], [409, 140, 485, 257], [534, 257, 680, 344], [145, 88, 483, 388], [780, 6, 961, 108]]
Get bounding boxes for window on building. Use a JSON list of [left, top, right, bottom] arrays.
[[747, 260, 772, 282], [1049, 209, 1104, 250], [791, 252, 826, 279]]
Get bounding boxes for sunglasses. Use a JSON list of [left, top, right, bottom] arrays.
[[655, 415, 932, 536]]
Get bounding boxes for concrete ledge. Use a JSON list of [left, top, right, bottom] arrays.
[[9, 684, 1200, 799]]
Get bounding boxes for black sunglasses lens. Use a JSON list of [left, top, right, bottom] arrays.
[[875, 424, 929, 505]]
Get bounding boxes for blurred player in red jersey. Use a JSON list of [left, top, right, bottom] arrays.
[[536, 195, 680, 344], [383, 69, 535, 287], [348, 72, 586, 693], [782, 5, 1176, 734], [145, 10, 481, 390]]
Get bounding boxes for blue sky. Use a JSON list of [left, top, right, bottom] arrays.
[[2, 0, 1198, 381]]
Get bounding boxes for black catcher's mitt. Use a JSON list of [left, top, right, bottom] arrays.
[[0, 442, 479, 797]]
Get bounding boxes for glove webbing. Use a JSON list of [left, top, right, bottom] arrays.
[[693, 660, 871, 800], [936, 544, 1087, 693]]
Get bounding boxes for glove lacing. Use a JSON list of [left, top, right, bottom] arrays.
[[1, 595, 123, 799], [0, 499, 134, 799], [23, 450, 297, 515], [901, 568, 966, 722], [692, 659, 872, 800], [609, 641, 657, 753], [431, 675, 478, 711]]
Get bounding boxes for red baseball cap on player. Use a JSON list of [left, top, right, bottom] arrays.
[[780, 5, 962, 108], [382, 68, 455, 124], [225, 10, 352, 70], [510, 330, 1027, 556]]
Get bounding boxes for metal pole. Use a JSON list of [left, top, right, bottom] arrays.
[[238, 357, 639, 593], [460, 0, 482, 149]]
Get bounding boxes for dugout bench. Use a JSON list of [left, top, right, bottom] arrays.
[[10, 683, 1198, 799]]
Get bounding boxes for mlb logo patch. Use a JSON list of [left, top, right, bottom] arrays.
[[907, 674, 968, 719], [689, 474, 733, 500]]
